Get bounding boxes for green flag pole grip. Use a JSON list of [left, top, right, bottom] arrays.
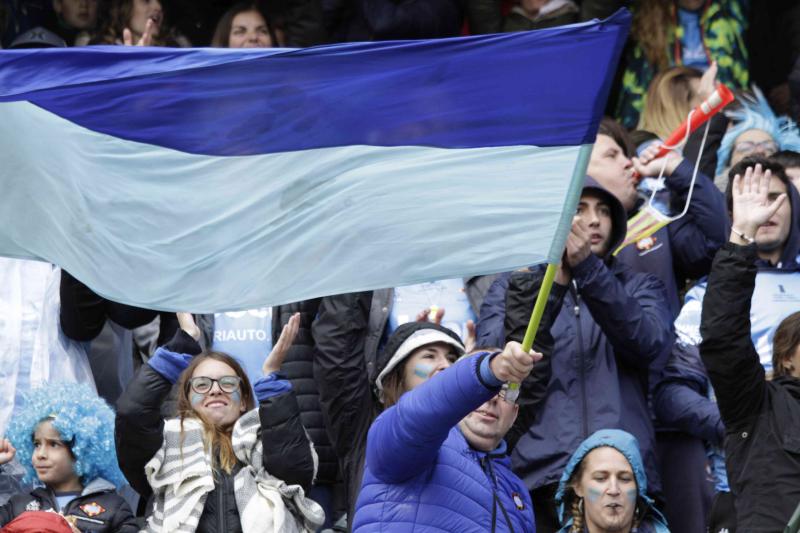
[[503, 262, 558, 403]]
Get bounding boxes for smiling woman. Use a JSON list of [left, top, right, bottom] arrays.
[[115, 312, 324, 532]]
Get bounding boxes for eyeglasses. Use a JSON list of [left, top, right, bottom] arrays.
[[733, 140, 779, 156], [189, 376, 242, 394]]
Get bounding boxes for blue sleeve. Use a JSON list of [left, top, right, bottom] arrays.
[[653, 343, 724, 445], [666, 159, 729, 280], [365, 353, 499, 483], [572, 254, 672, 370], [254, 372, 294, 402], [476, 272, 511, 348], [146, 329, 202, 384]]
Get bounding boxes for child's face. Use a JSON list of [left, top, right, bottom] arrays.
[[32, 421, 81, 492]]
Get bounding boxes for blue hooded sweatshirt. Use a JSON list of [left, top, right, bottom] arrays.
[[554, 429, 669, 533]]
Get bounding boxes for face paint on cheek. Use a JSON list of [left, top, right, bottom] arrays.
[[586, 487, 602, 503], [625, 488, 637, 503], [230, 390, 241, 404], [413, 363, 435, 380], [190, 393, 204, 406]]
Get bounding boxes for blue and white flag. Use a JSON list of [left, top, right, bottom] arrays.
[[0, 11, 629, 312]]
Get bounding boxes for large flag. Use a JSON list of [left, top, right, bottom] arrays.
[[0, 11, 629, 312]]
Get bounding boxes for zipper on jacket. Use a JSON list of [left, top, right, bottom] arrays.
[[481, 455, 515, 533], [572, 281, 589, 440]]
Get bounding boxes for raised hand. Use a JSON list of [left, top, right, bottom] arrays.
[[697, 60, 718, 102], [489, 341, 542, 383], [632, 142, 682, 177], [263, 312, 300, 375], [415, 306, 445, 325], [123, 18, 155, 46], [731, 164, 787, 238], [176, 312, 201, 341], [0, 438, 16, 465], [464, 320, 476, 354], [564, 216, 593, 267]]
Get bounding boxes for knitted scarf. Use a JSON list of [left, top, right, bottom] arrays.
[[143, 408, 325, 533]]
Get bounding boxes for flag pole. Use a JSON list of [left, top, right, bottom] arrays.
[[503, 143, 593, 403]]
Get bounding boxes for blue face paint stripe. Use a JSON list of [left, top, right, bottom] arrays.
[[413, 363, 435, 380]]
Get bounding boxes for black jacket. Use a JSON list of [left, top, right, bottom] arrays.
[[0, 478, 138, 532], [700, 243, 800, 531], [197, 300, 339, 486], [115, 330, 315, 533]]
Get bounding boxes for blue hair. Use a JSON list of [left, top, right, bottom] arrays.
[[6, 384, 127, 488], [716, 87, 800, 176]]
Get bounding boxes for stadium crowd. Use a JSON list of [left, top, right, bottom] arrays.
[[1, 0, 800, 532]]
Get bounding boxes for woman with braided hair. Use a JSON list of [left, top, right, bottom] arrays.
[[555, 430, 669, 533]]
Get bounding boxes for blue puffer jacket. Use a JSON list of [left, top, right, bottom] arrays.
[[476, 180, 672, 498], [353, 354, 536, 532]]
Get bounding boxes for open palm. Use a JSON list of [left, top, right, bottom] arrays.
[[263, 313, 300, 375], [731, 164, 787, 235]]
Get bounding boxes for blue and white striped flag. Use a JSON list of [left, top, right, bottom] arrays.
[[0, 11, 629, 312]]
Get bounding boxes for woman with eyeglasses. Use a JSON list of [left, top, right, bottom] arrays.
[[115, 312, 324, 533]]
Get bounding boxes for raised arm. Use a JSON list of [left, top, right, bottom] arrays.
[[366, 344, 537, 483], [256, 313, 315, 490], [700, 164, 787, 428], [115, 312, 201, 498]]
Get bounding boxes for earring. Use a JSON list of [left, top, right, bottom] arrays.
[[578, 497, 584, 515]]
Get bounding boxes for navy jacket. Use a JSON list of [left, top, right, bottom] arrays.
[[353, 354, 535, 532], [477, 180, 672, 498]]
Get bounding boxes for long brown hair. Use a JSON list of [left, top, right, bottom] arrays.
[[631, 0, 673, 72], [639, 66, 702, 140], [773, 312, 800, 379], [176, 351, 255, 473], [211, 2, 281, 47]]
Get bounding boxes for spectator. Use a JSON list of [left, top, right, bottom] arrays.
[[353, 342, 542, 532], [700, 162, 800, 530], [466, 0, 578, 35], [48, 0, 98, 46], [210, 2, 281, 48], [8, 25, 67, 48], [0, 384, 137, 532], [89, 0, 189, 47], [715, 88, 800, 189], [616, 0, 749, 129], [598, 118, 728, 318], [311, 316, 467, 528], [771, 150, 800, 191], [554, 429, 669, 533], [194, 303, 345, 531], [478, 178, 672, 532], [637, 65, 708, 143], [115, 312, 323, 532], [651, 340, 720, 533]]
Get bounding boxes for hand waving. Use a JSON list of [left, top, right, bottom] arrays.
[[176, 312, 201, 341], [123, 18, 155, 46], [731, 164, 787, 237], [262, 313, 300, 375]]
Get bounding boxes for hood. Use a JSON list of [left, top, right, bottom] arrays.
[[774, 375, 800, 402], [582, 176, 628, 258], [776, 178, 800, 269], [554, 429, 651, 519]]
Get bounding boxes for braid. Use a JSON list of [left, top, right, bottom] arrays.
[[570, 497, 584, 533]]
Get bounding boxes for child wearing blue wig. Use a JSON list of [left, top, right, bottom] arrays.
[[555, 429, 669, 533], [0, 384, 137, 532]]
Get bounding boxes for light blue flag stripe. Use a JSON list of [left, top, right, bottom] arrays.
[[2, 100, 587, 312]]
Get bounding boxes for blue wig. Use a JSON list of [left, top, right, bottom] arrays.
[[716, 87, 800, 176], [6, 384, 127, 488]]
